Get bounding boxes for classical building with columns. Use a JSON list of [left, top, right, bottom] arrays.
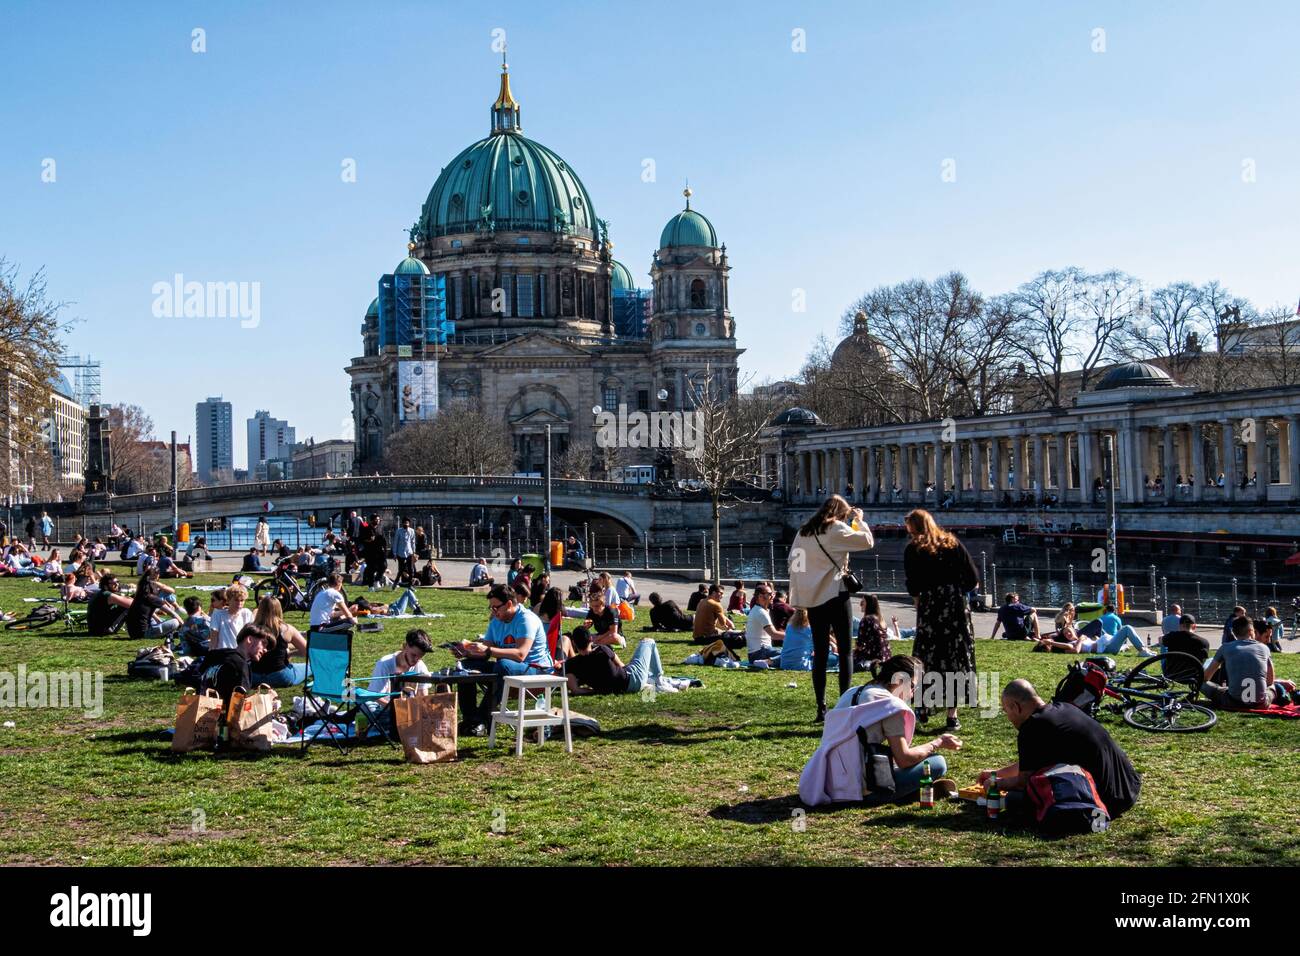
[[762, 362, 1300, 512]]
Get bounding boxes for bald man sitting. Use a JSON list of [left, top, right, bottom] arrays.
[[978, 678, 1141, 821]]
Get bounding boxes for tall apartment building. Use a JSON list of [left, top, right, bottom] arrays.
[[247, 410, 296, 481], [195, 397, 234, 484]]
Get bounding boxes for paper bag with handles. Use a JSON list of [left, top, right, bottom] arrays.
[[394, 685, 457, 764], [173, 688, 224, 752], [229, 684, 279, 752]]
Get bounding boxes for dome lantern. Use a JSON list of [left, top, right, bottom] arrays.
[[491, 52, 521, 135]]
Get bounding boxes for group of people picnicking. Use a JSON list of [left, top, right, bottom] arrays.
[[8, 499, 1295, 832]]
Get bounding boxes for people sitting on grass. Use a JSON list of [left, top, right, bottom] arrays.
[[769, 589, 795, 630], [990, 592, 1040, 641], [854, 594, 891, 671], [59, 573, 90, 603], [417, 559, 442, 587], [692, 583, 745, 650], [157, 546, 191, 579], [200, 623, 272, 706], [1201, 616, 1295, 710], [456, 584, 555, 735], [686, 583, 708, 612], [506, 558, 525, 587], [468, 558, 493, 587], [564, 626, 675, 696], [834, 655, 962, 803], [1053, 602, 1077, 642], [125, 569, 184, 641], [1161, 603, 1183, 636], [727, 580, 749, 613], [367, 629, 434, 736], [584, 588, 626, 648], [978, 678, 1141, 822], [308, 572, 357, 630], [647, 591, 693, 632], [615, 570, 640, 607], [209, 582, 253, 650], [779, 608, 836, 670], [176, 596, 211, 657], [1096, 603, 1155, 656], [249, 596, 309, 688], [744, 583, 785, 663], [241, 546, 266, 574], [87, 573, 132, 636], [1222, 605, 1248, 642]]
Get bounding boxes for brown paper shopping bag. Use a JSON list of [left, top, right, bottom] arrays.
[[229, 684, 279, 752], [394, 685, 457, 764], [173, 688, 224, 752]]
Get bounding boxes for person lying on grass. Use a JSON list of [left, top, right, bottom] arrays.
[[564, 626, 676, 697], [647, 591, 693, 632]]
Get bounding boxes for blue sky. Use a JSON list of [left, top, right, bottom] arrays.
[[2, 1, 1297, 467]]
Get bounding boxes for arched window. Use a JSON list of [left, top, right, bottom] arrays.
[[690, 278, 707, 308]]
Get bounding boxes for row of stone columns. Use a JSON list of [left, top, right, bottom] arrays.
[[778, 415, 1300, 507]]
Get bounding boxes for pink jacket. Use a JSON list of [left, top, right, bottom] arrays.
[[798, 693, 915, 805]]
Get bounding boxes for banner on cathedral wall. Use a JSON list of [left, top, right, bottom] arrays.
[[398, 360, 438, 422]]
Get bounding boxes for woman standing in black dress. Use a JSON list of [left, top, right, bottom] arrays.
[[903, 509, 979, 732]]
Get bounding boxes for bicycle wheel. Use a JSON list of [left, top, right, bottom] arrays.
[[1124, 700, 1217, 732], [1120, 652, 1203, 702]]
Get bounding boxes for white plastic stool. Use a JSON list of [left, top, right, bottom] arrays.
[[489, 674, 573, 756]]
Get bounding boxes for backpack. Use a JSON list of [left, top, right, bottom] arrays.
[[1026, 763, 1111, 835], [1052, 660, 1111, 718]]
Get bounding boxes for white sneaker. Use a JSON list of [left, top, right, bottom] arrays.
[[654, 677, 679, 694]]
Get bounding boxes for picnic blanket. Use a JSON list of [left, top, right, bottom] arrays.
[[1233, 702, 1300, 719]]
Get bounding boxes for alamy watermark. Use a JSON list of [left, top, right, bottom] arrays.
[[594, 403, 704, 459], [0, 665, 104, 718], [151, 274, 260, 328]]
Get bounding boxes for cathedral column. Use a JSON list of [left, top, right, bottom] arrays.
[[1289, 415, 1300, 500], [866, 445, 877, 503], [1191, 422, 1206, 502], [852, 446, 864, 501], [1163, 425, 1176, 502], [1221, 419, 1238, 502]]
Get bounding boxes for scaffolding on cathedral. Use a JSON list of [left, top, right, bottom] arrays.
[[613, 289, 651, 339]]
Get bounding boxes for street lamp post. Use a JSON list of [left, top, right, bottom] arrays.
[[544, 423, 553, 573], [1104, 433, 1119, 608]]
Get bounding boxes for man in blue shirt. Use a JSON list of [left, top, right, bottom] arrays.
[[1096, 604, 1155, 656], [990, 593, 1039, 641], [458, 584, 554, 733], [392, 518, 416, 586]]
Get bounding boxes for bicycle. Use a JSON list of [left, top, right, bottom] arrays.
[[1057, 652, 1218, 733]]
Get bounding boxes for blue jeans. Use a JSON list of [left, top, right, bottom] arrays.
[[148, 618, 180, 638], [1098, 625, 1152, 655], [624, 639, 665, 692], [747, 645, 781, 664], [389, 589, 420, 615], [251, 663, 308, 688], [892, 753, 948, 797]]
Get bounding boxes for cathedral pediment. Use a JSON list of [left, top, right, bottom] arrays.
[[511, 407, 569, 426], [476, 331, 594, 359]]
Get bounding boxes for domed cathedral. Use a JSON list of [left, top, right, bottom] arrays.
[[347, 61, 742, 475]]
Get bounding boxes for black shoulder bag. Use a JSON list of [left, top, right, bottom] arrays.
[[814, 531, 861, 594], [849, 684, 896, 800]]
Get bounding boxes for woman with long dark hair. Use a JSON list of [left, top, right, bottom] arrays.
[[788, 494, 875, 722], [903, 509, 979, 732]]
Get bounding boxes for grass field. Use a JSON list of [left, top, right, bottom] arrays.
[[0, 572, 1296, 866]]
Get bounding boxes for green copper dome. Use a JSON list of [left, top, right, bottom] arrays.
[[659, 189, 718, 249], [365, 296, 379, 317], [418, 134, 598, 241], [394, 255, 430, 275], [610, 260, 634, 293]]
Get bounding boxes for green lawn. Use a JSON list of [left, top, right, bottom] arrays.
[[0, 573, 1296, 866]]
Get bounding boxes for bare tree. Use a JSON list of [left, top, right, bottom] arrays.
[[0, 260, 70, 503], [1115, 281, 1204, 379], [105, 404, 158, 494], [944, 288, 1019, 417], [383, 403, 514, 475], [1007, 268, 1129, 407], [677, 370, 785, 583], [1186, 281, 1257, 392], [1252, 305, 1300, 387]]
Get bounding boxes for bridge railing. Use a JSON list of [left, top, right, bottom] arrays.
[[102, 474, 645, 512]]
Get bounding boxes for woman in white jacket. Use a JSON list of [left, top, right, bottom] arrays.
[[787, 494, 875, 722]]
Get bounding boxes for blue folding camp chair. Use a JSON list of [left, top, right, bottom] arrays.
[[301, 628, 396, 754]]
